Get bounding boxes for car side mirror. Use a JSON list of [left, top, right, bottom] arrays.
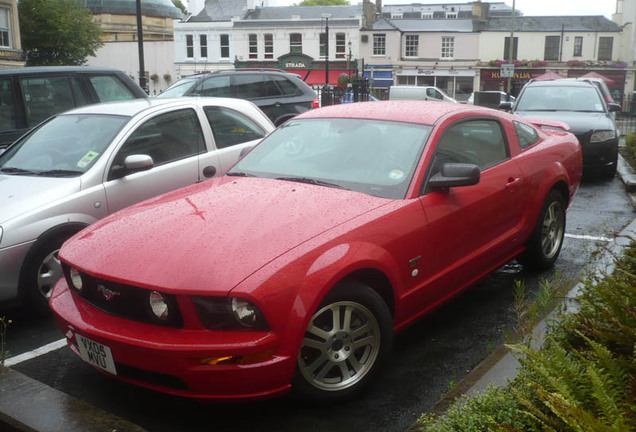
[[239, 146, 253, 158], [429, 163, 480, 190], [110, 154, 154, 180], [499, 101, 513, 111], [607, 102, 621, 113]]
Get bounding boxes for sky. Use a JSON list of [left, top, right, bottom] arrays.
[[271, 0, 617, 19]]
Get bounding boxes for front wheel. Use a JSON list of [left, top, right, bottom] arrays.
[[292, 283, 393, 402], [520, 190, 566, 271]]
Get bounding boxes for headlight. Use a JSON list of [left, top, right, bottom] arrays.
[[193, 296, 269, 330], [590, 130, 616, 143], [149, 291, 169, 320], [69, 268, 83, 291]]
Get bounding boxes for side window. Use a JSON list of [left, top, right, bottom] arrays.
[[233, 74, 266, 99], [193, 76, 231, 97], [110, 109, 204, 175], [21, 76, 80, 127], [271, 75, 299, 96], [0, 78, 16, 130], [88, 75, 138, 101], [433, 120, 508, 171], [514, 121, 539, 149], [204, 106, 266, 149]]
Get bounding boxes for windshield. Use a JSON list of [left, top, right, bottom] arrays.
[[516, 85, 605, 112], [156, 78, 198, 98], [0, 114, 128, 177], [228, 118, 432, 199]]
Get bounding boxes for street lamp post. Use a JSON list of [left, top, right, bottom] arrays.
[[347, 41, 352, 72]]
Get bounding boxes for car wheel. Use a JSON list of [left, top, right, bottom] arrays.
[[293, 283, 393, 402], [520, 190, 566, 271], [22, 233, 72, 313]]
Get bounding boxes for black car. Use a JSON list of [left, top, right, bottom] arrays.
[[0, 66, 148, 148], [158, 69, 317, 126], [503, 80, 621, 178]]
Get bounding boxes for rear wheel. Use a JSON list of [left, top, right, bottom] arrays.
[[520, 190, 566, 270], [293, 283, 393, 402]]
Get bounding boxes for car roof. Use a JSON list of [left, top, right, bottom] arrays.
[[58, 97, 256, 117], [0, 66, 128, 76], [526, 79, 595, 88], [296, 100, 493, 125]]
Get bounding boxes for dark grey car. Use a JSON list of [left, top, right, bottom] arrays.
[[504, 80, 621, 178], [0, 66, 148, 148], [158, 70, 317, 126]]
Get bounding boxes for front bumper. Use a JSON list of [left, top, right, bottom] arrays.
[[50, 280, 295, 401], [579, 138, 619, 169]]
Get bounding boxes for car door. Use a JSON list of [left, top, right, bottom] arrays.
[[414, 118, 527, 306], [103, 107, 218, 214]]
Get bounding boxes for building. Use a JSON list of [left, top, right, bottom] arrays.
[[0, 0, 24, 68]]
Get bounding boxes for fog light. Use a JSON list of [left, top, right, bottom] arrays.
[[69, 268, 83, 291], [149, 291, 169, 320]]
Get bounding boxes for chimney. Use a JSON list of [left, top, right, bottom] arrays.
[[472, 1, 490, 21]]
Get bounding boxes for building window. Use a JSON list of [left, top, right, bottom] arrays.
[[573, 36, 583, 57], [373, 33, 386, 56], [446, 7, 457, 19], [544, 35, 560, 61], [0, 8, 10, 48], [503, 36, 518, 61], [319, 33, 327, 58], [422, 13, 433, 19], [220, 34, 229, 59], [335, 33, 345, 59], [186, 34, 194, 58], [391, 13, 403, 19], [200, 35, 207, 58], [290, 33, 302, 54], [598, 37, 613, 61], [264, 33, 273, 59], [441, 36, 454, 58], [249, 34, 258, 59], [405, 35, 418, 57]]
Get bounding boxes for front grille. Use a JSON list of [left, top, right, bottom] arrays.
[[117, 362, 189, 391], [574, 131, 591, 146], [63, 264, 183, 328]]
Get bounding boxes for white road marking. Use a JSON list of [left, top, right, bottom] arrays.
[[4, 338, 67, 367], [565, 233, 613, 242]]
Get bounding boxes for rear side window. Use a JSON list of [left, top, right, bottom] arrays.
[[514, 121, 539, 149], [193, 76, 232, 97], [204, 106, 266, 149], [88, 75, 138, 101], [0, 78, 16, 130], [234, 74, 282, 99], [20, 75, 85, 127], [270, 75, 299, 96]]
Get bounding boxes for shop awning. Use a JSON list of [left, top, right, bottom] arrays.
[[305, 70, 353, 86], [284, 69, 310, 80]]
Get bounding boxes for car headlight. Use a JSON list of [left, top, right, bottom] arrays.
[[193, 296, 269, 330], [590, 130, 616, 143], [69, 267, 83, 292]]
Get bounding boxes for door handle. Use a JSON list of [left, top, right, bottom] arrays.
[[202, 166, 217, 178], [505, 177, 521, 192]]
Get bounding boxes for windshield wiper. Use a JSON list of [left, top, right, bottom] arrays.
[[275, 176, 346, 190], [36, 169, 83, 177], [0, 167, 36, 175], [226, 171, 256, 177]]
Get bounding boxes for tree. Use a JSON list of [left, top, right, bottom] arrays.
[[19, 0, 103, 66], [172, 0, 187, 15], [296, 0, 349, 5]]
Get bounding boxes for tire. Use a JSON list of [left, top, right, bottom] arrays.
[[21, 233, 72, 313], [520, 190, 566, 271], [292, 282, 393, 402]]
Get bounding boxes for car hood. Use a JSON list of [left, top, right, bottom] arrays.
[[514, 111, 615, 133], [61, 177, 392, 295], [0, 175, 81, 224]]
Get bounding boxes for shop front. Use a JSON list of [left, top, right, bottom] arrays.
[[394, 68, 476, 103]]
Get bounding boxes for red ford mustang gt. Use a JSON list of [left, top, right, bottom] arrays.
[[50, 101, 582, 402]]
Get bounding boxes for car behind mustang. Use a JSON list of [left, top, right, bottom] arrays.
[[50, 101, 582, 402]]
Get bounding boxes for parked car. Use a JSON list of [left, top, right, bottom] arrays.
[[158, 69, 318, 126], [339, 92, 379, 103], [0, 97, 274, 311], [467, 91, 515, 106], [0, 66, 148, 149], [388, 86, 457, 103], [50, 101, 581, 403], [502, 79, 621, 178]]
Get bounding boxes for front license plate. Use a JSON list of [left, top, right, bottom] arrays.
[[76, 334, 117, 375]]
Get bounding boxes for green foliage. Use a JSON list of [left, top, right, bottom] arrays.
[[172, 0, 187, 15], [418, 241, 636, 432], [296, 0, 349, 5], [19, 0, 103, 66], [624, 132, 636, 167]]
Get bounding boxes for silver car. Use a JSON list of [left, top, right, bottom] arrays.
[[0, 97, 274, 311]]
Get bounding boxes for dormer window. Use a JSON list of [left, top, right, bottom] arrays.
[[391, 13, 403, 19]]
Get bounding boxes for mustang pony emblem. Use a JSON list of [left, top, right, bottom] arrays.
[[97, 285, 121, 301]]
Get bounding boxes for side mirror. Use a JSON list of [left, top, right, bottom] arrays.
[[110, 154, 154, 180], [429, 163, 480, 190], [499, 101, 513, 111], [239, 146, 253, 158], [607, 102, 621, 113]]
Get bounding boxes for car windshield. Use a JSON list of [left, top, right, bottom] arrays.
[[516, 86, 605, 112], [228, 118, 432, 199], [0, 114, 128, 177], [157, 78, 198, 98]]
